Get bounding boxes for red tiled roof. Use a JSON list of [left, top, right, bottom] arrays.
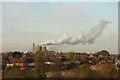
[[90, 66, 96, 68], [39, 51, 56, 54], [11, 59, 26, 63], [49, 51, 56, 53]]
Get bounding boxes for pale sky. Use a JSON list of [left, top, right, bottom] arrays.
[[0, 3, 2, 53], [2, 2, 118, 54]]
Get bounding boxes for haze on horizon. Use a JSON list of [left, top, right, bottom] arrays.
[[2, 2, 118, 54]]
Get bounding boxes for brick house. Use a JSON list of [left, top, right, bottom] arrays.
[[7, 59, 34, 68]]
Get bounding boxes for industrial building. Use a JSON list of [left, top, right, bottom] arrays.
[[33, 43, 47, 54]]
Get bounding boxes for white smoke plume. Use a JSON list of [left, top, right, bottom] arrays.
[[41, 20, 111, 46]]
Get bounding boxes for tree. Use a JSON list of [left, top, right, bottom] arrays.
[[75, 64, 89, 78], [75, 64, 99, 78], [97, 63, 118, 78], [4, 66, 20, 78], [95, 50, 110, 56], [34, 52, 46, 78], [67, 62, 76, 70], [50, 59, 62, 71], [81, 58, 89, 64], [66, 52, 75, 61], [22, 68, 35, 78], [12, 51, 22, 58], [3, 52, 13, 58], [3, 66, 11, 77]]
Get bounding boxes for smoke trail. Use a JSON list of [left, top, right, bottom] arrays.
[[41, 20, 111, 45]]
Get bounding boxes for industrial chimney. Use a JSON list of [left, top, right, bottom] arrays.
[[41, 45, 47, 51], [33, 43, 35, 54]]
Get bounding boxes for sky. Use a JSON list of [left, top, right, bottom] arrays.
[[2, 2, 118, 54], [1, 0, 119, 2], [0, 3, 2, 54]]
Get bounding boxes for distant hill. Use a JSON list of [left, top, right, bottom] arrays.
[[95, 50, 110, 56]]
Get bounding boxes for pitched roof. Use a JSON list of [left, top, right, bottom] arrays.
[[90, 65, 96, 68], [49, 51, 56, 54], [11, 59, 26, 63]]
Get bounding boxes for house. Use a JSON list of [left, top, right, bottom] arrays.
[[99, 54, 103, 58], [89, 65, 97, 70], [86, 58, 92, 64], [8, 55, 13, 60], [49, 51, 56, 54], [7, 63, 13, 66], [107, 59, 114, 63], [116, 60, 120, 69], [37, 51, 56, 55], [26, 53, 34, 59], [21, 54, 27, 59], [7, 59, 34, 68], [45, 59, 54, 65], [7, 59, 28, 67], [88, 54, 94, 58], [27, 59, 34, 68], [99, 58, 105, 64]]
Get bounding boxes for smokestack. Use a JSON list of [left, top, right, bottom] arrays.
[[41, 20, 111, 46], [41, 45, 47, 51], [33, 43, 35, 54]]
